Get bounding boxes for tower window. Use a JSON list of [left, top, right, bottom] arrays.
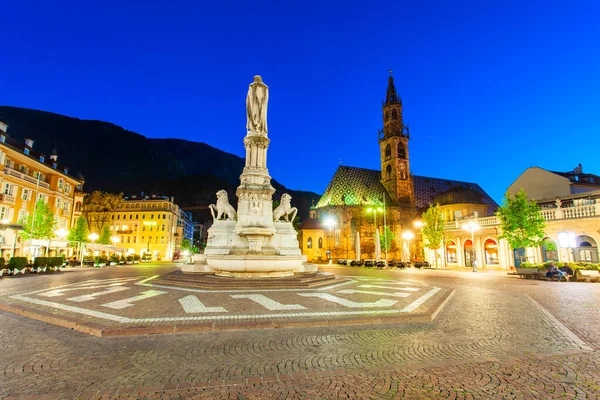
[[386, 164, 392, 180], [392, 109, 398, 120], [385, 144, 391, 158], [318, 237, 323, 249], [307, 237, 312, 249], [398, 143, 406, 159]]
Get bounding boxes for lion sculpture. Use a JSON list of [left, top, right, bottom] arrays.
[[273, 193, 298, 223], [209, 190, 237, 221]]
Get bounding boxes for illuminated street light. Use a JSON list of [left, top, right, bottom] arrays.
[[462, 220, 480, 272], [401, 230, 414, 263], [88, 233, 99, 244], [324, 217, 336, 264], [111, 236, 120, 246]]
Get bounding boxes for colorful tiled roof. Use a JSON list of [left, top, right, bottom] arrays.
[[316, 166, 498, 215]]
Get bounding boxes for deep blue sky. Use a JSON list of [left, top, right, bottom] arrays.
[[2, 0, 599, 203]]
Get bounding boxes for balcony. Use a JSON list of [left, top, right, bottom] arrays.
[[3, 194, 15, 205], [443, 203, 600, 231], [117, 230, 133, 234], [4, 167, 50, 189]]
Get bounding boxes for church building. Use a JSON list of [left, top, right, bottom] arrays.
[[298, 73, 497, 263]]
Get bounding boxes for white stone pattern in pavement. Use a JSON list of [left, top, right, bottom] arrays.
[[179, 295, 228, 313], [230, 294, 307, 310]]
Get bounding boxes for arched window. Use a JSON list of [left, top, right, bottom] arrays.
[[386, 164, 392, 180], [392, 109, 397, 120], [318, 237, 323, 249], [307, 237, 312, 249], [398, 143, 406, 159], [484, 239, 499, 265], [385, 144, 391, 157], [446, 241, 457, 263], [75, 202, 82, 211]]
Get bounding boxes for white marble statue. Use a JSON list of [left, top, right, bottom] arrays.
[[209, 190, 237, 221], [273, 193, 298, 223], [246, 75, 269, 136]]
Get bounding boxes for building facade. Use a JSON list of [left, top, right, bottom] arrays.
[[0, 121, 84, 258], [109, 195, 190, 261]]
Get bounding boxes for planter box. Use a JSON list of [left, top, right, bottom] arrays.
[[516, 267, 539, 278]]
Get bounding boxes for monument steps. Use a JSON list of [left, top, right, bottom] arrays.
[[154, 270, 337, 290]]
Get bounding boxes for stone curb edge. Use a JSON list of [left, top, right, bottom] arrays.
[[0, 289, 454, 337]]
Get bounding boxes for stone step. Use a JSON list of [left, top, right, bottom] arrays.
[[153, 270, 337, 290]]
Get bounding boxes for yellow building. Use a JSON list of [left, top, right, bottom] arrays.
[[0, 121, 84, 258], [109, 195, 188, 261], [297, 206, 327, 262]]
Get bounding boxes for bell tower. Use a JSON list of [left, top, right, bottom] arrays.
[[379, 71, 414, 206]]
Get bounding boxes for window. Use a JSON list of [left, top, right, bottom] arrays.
[[398, 143, 406, 158], [385, 144, 391, 158], [160, 236, 164, 243], [22, 189, 29, 201], [58, 179, 63, 190], [133, 237, 137, 243], [130, 214, 133, 219], [0, 135, 5, 143], [142, 215, 145, 219], [65, 183, 71, 194], [52, 163, 57, 169], [39, 156, 44, 162], [142, 236, 145, 243], [162, 225, 165, 231], [318, 237, 323, 249], [151, 214, 154, 219], [392, 109, 398, 120], [38, 193, 45, 202], [56, 198, 61, 208], [24, 148, 30, 155], [136, 214, 139, 219], [17, 209, 28, 221], [117, 215, 120, 220], [3, 183, 14, 196], [0, 206, 8, 220], [307, 237, 312, 249], [142, 225, 146, 232], [163, 214, 166, 219], [386, 164, 392, 180]]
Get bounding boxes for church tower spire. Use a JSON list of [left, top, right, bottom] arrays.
[[379, 70, 414, 206]]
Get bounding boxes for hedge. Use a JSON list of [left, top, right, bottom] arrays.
[[7, 257, 28, 270], [33, 257, 65, 268], [520, 261, 600, 270]]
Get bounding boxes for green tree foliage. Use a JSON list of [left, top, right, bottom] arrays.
[[18, 200, 56, 240], [496, 189, 546, 249], [380, 225, 396, 252], [67, 216, 89, 243], [83, 191, 124, 231], [181, 239, 191, 251], [422, 203, 445, 250], [98, 224, 111, 245]]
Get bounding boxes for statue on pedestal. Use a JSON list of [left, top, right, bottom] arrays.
[[246, 75, 269, 136], [273, 193, 298, 223], [209, 190, 237, 221]]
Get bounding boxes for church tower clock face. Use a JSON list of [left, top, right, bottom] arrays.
[[379, 71, 415, 206]]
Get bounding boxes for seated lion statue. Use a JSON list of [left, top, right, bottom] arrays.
[[209, 190, 237, 221], [273, 193, 298, 223]]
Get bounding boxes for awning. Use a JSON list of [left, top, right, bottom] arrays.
[[86, 243, 128, 253]]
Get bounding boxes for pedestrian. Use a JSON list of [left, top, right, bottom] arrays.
[[546, 262, 559, 280]]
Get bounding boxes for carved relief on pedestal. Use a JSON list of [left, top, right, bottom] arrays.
[[249, 194, 264, 215]]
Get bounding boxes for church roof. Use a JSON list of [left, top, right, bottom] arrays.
[[316, 166, 498, 215]]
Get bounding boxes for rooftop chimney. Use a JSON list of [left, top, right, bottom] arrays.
[[24, 138, 34, 148], [574, 163, 583, 174]]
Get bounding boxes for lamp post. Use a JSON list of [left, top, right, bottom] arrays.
[[401, 230, 414, 263], [111, 236, 119, 248], [143, 221, 157, 260], [462, 220, 480, 272], [324, 217, 336, 264], [1, 219, 21, 260], [367, 207, 383, 261]]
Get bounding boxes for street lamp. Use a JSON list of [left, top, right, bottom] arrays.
[[401, 230, 414, 263], [324, 217, 336, 264], [366, 207, 383, 261], [88, 233, 99, 244], [143, 221, 157, 260], [1, 219, 21, 259], [111, 236, 119, 247], [54, 228, 68, 258], [462, 220, 480, 272]]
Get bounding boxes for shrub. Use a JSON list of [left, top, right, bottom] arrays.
[[8, 257, 28, 271], [126, 255, 134, 262], [133, 254, 141, 262], [0, 258, 5, 268], [109, 254, 120, 263], [94, 256, 108, 265]]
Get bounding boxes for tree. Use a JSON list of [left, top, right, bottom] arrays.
[[181, 239, 191, 251], [380, 225, 395, 253], [98, 224, 111, 245], [68, 216, 89, 244], [422, 203, 445, 250], [83, 191, 124, 231], [68, 216, 89, 262], [19, 200, 56, 240], [496, 188, 546, 252]]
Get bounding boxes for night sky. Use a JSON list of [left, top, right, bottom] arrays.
[[2, 0, 599, 203]]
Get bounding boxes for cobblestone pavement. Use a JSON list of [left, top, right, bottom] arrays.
[[1, 264, 599, 399]]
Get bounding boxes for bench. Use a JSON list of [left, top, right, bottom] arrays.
[[574, 270, 600, 283]]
